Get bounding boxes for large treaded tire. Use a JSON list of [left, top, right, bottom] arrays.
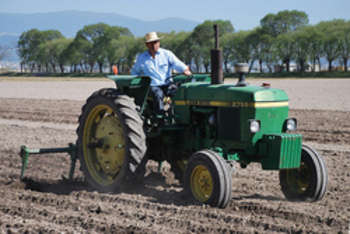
[[184, 150, 232, 208], [76, 88, 147, 192], [279, 144, 328, 202]]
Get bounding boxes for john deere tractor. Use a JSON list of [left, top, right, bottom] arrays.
[[75, 26, 328, 208]]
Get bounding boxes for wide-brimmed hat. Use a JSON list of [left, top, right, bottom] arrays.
[[145, 32, 161, 43]]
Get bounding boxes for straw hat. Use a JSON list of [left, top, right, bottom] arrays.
[[145, 32, 161, 43]]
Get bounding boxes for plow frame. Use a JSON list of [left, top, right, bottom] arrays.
[[19, 143, 77, 180]]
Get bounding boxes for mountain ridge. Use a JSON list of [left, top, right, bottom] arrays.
[[0, 10, 199, 62], [0, 10, 199, 37]]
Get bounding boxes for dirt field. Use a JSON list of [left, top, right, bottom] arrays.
[[0, 78, 349, 233]]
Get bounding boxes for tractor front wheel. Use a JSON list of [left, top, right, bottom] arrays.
[[184, 150, 232, 208], [76, 88, 147, 192], [279, 144, 328, 202]]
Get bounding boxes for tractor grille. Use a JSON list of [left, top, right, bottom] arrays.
[[260, 133, 302, 170], [217, 107, 240, 140]]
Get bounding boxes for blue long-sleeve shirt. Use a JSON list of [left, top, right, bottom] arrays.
[[131, 48, 187, 86]]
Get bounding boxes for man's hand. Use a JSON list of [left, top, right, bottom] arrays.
[[184, 68, 192, 76]]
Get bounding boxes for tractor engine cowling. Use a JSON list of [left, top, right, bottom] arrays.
[[173, 81, 291, 157]]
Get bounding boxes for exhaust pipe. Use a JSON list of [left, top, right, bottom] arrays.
[[211, 24, 223, 85]]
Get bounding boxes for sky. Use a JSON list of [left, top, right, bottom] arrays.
[[1, 0, 350, 30]]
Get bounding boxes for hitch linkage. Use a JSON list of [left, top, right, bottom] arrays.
[[19, 143, 77, 181]]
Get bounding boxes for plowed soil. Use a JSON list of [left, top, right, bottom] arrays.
[[0, 78, 349, 233]]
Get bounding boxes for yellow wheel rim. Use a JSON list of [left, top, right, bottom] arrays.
[[83, 104, 125, 186], [190, 165, 213, 202]]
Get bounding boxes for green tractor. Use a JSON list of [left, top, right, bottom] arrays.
[[74, 27, 327, 208]]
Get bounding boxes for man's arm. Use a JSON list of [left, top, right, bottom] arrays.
[[168, 51, 192, 76]]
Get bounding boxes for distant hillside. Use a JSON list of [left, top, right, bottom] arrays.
[[0, 11, 199, 38], [0, 33, 18, 45], [0, 10, 199, 63], [0, 34, 19, 62]]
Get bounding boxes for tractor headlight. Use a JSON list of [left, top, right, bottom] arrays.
[[284, 118, 297, 131], [249, 119, 260, 133]]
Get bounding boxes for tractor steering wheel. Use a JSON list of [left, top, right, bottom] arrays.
[[165, 74, 194, 86]]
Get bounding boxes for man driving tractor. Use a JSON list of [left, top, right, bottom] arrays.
[[131, 32, 192, 118]]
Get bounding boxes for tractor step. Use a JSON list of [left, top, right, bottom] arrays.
[[19, 143, 77, 181]]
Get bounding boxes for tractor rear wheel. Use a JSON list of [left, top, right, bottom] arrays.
[[279, 144, 328, 202], [184, 150, 232, 208], [76, 88, 147, 192]]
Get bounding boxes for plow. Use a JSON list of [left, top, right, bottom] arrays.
[[19, 25, 328, 208], [19, 144, 77, 181]]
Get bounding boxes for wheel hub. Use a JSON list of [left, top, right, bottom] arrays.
[[191, 165, 213, 202], [286, 161, 311, 194], [95, 115, 125, 175]]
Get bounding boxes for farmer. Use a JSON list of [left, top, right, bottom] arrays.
[[131, 31, 192, 117]]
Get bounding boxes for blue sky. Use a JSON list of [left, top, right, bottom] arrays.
[[1, 0, 350, 30]]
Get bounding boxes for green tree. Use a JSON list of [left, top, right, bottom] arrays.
[[300, 26, 323, 71], [159, 31, 178, 52], [189, 20, 234, 72], [107, 35, 136, 73], [76, 23, 109, 72], [260, 10, 309, 37], [44, 38, 72, 73], [37, 41, 51, 72], [178, 35, 202, 72], [102, 25, 133, 73], [61, 38, 86, 73], [18, 29, 63, 72], [230, 31, 255, 71], [170, 31, 191, 65], [338, 21, 350, 72], [75, 23, 132, 73], [221, 33, 235, 73], [101, 25, 133, 73], [72, 32, 94, 72], [126, 37, 145, 72], [246, 27, 276, 72], [260, 33, 278, 73], [290, 28, 313, 72], [260, 10, 309, 72], [316, 20, 344, 71], [274, 32, 296, 72], [56, 38, 74, 73], [38, 37, 71, 73], [18, 29, 44, 72]]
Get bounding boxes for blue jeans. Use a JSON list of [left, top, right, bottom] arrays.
[[150, 84, 177, 115]]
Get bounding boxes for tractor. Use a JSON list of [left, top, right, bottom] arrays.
[[74, 26, 328, 208], [20, 26, 328, 208]]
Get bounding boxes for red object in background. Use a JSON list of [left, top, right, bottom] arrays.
[[112, 65, 118, 75], [262, 82, 271, 88]]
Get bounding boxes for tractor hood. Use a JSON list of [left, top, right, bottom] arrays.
[[174, 82, 289, 107]]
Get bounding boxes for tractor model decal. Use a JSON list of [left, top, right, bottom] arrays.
[[174, 100, 289, 108]]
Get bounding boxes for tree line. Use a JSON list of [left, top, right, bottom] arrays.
[[17, 10, 350, 74]]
